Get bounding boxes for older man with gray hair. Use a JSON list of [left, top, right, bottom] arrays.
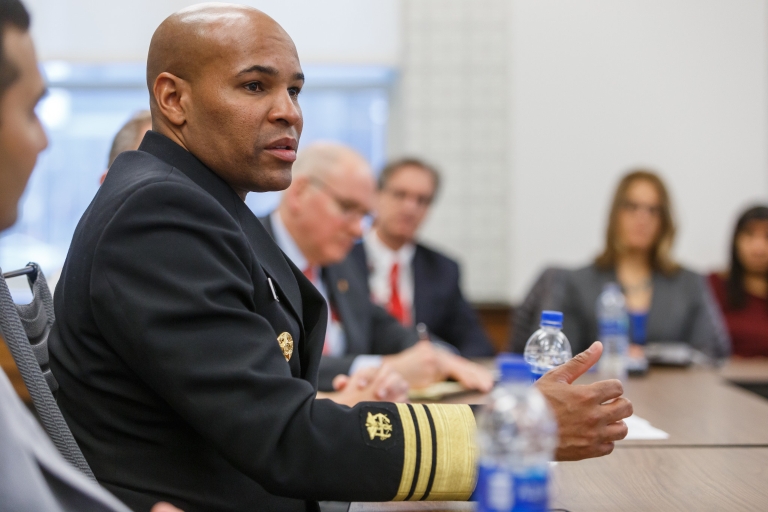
[[261, 142, 496, 393]]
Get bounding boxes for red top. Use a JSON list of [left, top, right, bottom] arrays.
[[707, 273, 768, 357]]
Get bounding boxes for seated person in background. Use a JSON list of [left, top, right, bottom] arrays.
[[99, 110, 151, 184], [0, 1, 179, 510], [263, 143, 494, 392], [513, 169, 729, 360], [708, 205, 768, 357], [350, 158, 495, 357]]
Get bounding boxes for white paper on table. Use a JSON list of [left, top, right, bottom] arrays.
[[622, 414, 669, 440]]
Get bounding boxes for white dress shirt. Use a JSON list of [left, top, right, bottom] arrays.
[[363, 229, 417, 323]]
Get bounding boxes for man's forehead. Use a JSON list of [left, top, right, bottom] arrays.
[[205, 27, 300, 75]]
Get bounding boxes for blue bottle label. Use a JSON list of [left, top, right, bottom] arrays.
[[475, 464, 549, 512]]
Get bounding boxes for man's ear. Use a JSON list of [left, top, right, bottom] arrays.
[[153, 72, 189, 127]]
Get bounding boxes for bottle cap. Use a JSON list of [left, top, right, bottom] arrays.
[[496, 354, 532, 382], [540, 310, 563, 329]]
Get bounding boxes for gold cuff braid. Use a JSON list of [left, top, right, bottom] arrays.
[[393, 403, 477, 501]]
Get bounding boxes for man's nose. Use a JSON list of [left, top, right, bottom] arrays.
[[348, 217, 364, 238], [268, 90, 302, 126]]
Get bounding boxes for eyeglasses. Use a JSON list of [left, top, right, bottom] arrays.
[[382, 187, 434, 208], [621, 200, 662, 217], [309, 177, 371, 220]]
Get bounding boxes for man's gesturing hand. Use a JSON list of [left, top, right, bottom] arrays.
[[535, 341, 633, 461]]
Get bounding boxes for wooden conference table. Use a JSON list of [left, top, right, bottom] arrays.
[[350, 359, 768, 512]]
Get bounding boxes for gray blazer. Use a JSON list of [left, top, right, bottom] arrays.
[[512, 264, 730, 360], [0, 368, 130, 512]]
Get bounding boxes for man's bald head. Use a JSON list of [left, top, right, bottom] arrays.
[[290, 142, 370, 181], [146, 3, 304, 197], [279, 142, 375, 266], [147, 4, 294, 106]]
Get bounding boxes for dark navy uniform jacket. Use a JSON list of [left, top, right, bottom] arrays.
[[49, 132, 477, 512]]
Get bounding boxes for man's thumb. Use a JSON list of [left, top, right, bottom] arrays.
[[547, 341, 602, 384]]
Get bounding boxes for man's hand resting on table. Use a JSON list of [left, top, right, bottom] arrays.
[[535, 341, 633, 461], [151, 503, 183, 512], [318, 364, 410, 406], [382, 340, 494, 393]]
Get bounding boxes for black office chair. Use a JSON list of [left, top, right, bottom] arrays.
[[0, 263, 95, 480]]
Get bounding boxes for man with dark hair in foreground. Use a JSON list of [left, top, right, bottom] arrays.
[[49, 3, 632, 511], [0, 1, 179, 510]]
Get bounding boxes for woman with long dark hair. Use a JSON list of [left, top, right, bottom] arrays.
[[708, 206, 768, 357]]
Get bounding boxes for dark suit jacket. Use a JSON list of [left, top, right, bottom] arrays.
[[350, 243, 494, 357], [260, 217, 418, 391], [511, 264, 731, 359], [49, 132, 476, 512]]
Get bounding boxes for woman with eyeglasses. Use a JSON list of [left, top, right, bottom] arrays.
[[521, 170, 730, 359], [708, 206, 768, 357]]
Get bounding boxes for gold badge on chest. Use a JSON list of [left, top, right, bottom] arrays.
[[277, 332, 293, 362]]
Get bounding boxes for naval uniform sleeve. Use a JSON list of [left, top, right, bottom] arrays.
[[89, 180, 477, 502]]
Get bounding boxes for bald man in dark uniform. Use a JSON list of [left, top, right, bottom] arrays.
[[49, 4, 632, 512]]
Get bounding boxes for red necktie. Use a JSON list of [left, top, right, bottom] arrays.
[[387, 262, 410, 326], [302, 266, 314, 282]]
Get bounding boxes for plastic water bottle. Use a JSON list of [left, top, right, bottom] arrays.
[[475, 355, 558, 512], [596, 283, 629, 381], [523, 311, 572, 380]]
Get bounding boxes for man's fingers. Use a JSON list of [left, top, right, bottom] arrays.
[[604, 420, 629, 442], [545, 342, 603, 384], [602, 397, 633, 423], [597, 442, 615, 457], [332, 374, 349, 391], [589, 379, 624, 404], [151, 502, 184, 512], [377, 372, 408, 400]]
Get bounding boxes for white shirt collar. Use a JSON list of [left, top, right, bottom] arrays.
[[270, 210, 309, 272], [364, 228, 416, 265]]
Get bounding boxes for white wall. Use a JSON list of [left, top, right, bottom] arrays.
[[24, 0, 400, 64], [388, 0, 512, 303], [508, 0, 768, 300]]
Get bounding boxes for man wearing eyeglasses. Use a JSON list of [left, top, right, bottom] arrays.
[[262, 143, 494, 393], [351, 158, 495, 358]]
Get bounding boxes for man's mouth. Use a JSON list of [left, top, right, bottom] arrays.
[[264, 138, 298, 163]]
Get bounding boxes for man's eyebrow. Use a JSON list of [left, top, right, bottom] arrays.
[[237, 65, 305, 82], [238, 64, 278, 76]]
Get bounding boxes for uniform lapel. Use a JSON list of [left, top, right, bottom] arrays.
[[236, 203, 303, 321]]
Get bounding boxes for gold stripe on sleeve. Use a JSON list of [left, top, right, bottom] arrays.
[[409, 404, 435, 501], [393, 403, 417, 501], [422, 404, 478, 501]]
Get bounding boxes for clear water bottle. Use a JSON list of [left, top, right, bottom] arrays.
[[596, 283, 629, 381], [523, 311, 572, 380], [475, 355, 558, 512]]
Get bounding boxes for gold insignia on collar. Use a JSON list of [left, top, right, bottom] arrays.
[[277, 332, 293, 362], [365, 412, 393, 441], [337, 278, 349, 293]]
